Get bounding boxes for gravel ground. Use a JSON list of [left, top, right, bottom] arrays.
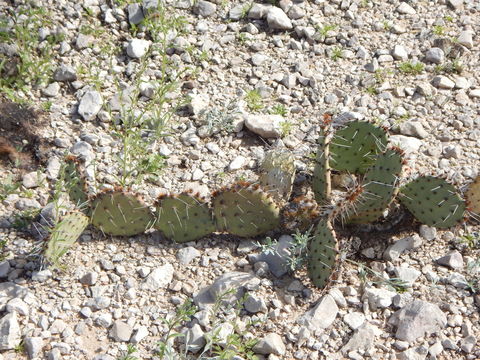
[[0, 0, 479, 359]]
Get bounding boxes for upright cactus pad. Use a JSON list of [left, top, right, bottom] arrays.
[[91, 190, 154, 236], [346, 147, 404, 224], [330, 121, 388, 174], [308, 219, 338, 289], [212, 182, 280, 237], [258, 150, 295, 203], [155, 192, 216, 243], [465, 175, 480, 216], [399, 176, 466, 228], [64, 156, 89, 209], [312, 128, 332, 205], [44, 212, 89, 266]]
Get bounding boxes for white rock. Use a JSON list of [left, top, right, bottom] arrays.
[[437, 250, 464, 269], [142, 263, 174, 290], [6, 298, 29, 316], [253, 332, 286, 355], [396, 2, 416, 14], [245, 114, 282, 138], [343, 312, 365, 330], [228, 155, 246, 171], [266, 7, 292, 30], [392, 45, 408, 61], [296, 294, 338, 331], [110, 321, 132, 342], [0, 312, 21, 350], [393, 265, 421, 286], [22, 171, 46, 188], [25, 337, 43, 359], [78, 90, 103, 121], [390, 135, 423, 154], [363, 287, 396, 310], [457, 31, 473, 49], [177, 247, 201, 265], [341, 323, 380, 354], [184, 324, 205, 353], [130, 326, 149, 344], [432, 76, 455, 89], [126, 39, 150, 59]]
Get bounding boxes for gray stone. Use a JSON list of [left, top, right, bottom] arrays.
[[399, 121, 428, 139], [248, 3, 270, 19], [363, 287, 396, 310], [457, 31, 473, 49], [228, 155, 246, 171], [432, 76, 455, 89], [177, 247, 201, 265], [245, 114, 282, 138], [188, 94, 210, 116], [392, 45, 408, 61], [78, 90, 103, 121], [437, 250, 463, 269], [396, 2, 416, 14], [447, 272, 468, 288], [251, 53, 268, 66], [76, 33, 93, 49], [297, 294, 338, 331], [0, 312, 21, 350], [110, 321, 132, 342], [128, 3, 144, 24], [383, 235, 422, 261], [31, 269, 52, 282], [142, 263, 174, 290], [209, 272, 260, 302], [416, 82, 434, 97], [393, 266, 421, 286], [341, 323, 379, 354], [15, 198, 41, 210], [130, 325, 149, 344], [193, 0, 216, 17], [389, 300, 447, 343], [229, 4, 247, 20], [343, 312, 365, 330], [390, 135, 423, 154], [42, 82, 60, 97], [397, 346, 428, 360], [184, 324, 205, 353], [251, 235, 294, 277], [460, 335, 476, 353], [253, 333, 286, 355], [6, 298, 29, 315], [0, 261, 11, 278], [22, 171, 46, 188], [288, 5, 305, 19], [109, 86, 136, 111], [80, 272, 98, 286], [447, 0, 463, 9], [46, 157, 62, 179], [429, 341, 443, 357], [329, 288, 347, 308], [127, 39, 150, 59], [419, 225, 436, 241], [25, 336, 43, 359], [71, 141, 94, 162], [266, 7, 292, 30], [244, 294, 268, 313], [96, 313, 113, 328], [425, 48, 445, 64]]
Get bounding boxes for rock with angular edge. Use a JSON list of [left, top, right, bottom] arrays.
[[253, 333, 286, 355], [0, 312, 21, 350], [78, 90, 103, 121], [389, 300, 447, 342], [110, 321, 133, 342], [341, 323, 380, 354], [296, 294, 338, 331], [142, 264, 174, 290], [127, 39, 150, 59], [245, 114, 283, 138], [437, 250, 464, 269], [266, 7, 292, 30]]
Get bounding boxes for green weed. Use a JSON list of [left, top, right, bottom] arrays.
[[316, 24, 337, 38], [269, 104, 288, 116], [330, 47, 343, 61], [434, 60, 463, 74], [398, 61, 425, 75], [245, 89, 263, 111], [117, 345, 139, 360]]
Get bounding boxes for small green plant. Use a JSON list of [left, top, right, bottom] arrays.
[[444, 15, 454, 23], [459, 232, 480, 249], [269, 104, 288, 116], [432, 25, 446, 36], [237, 32, 249, 45], [398, 61, 425, 75], [352, 260, 410, 293], [197, 100, 239, 134], [434, 60, 463, 74], [0, 176, 21, 201], [279, 120, 293, 137], [382, 20, 391, 31], [240, 2, 253, 19], [14, 339, 25, 354], [245, 89, 263, 111], [316, 24, 337, 38], [330, 47, 343, 61], [365, 86, 378, 95], [12, 208, 40, 230], [117, 345, 139, 360]]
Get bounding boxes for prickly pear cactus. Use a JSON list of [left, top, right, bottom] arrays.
[[312, 128, 332, 205], [346, 147, 404, 224], [155, 192, 216, 243], [44, 212, 89, 265], [258, 149, 295, 204], [91, 189, 155, 236], [282, 196, 320, 232], [307, 219, 338, 289], [465, 175, 480, 216], [399, 176, 466, 228], [64, 156, 89, 209], [212, 182, 280, 237], [330, 121, 388, 174]]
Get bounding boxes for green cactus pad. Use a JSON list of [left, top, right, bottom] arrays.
[[91, 190, 154, 236], [308, 219, 338, 289], [346, 148, 404, 224], [212, 182, 280, 237], [313, 128, 332, 205], [64, 156, 89, 209], [44, 212, 89, 265], [258, 150, 295, 203], [399, 176, 466, 228], [465, 175, 480, 216], [155, 192, 216, 243], [330, 121, 388, 174]]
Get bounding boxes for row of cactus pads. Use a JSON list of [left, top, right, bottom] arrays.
[[43, 118, 480, 289]]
